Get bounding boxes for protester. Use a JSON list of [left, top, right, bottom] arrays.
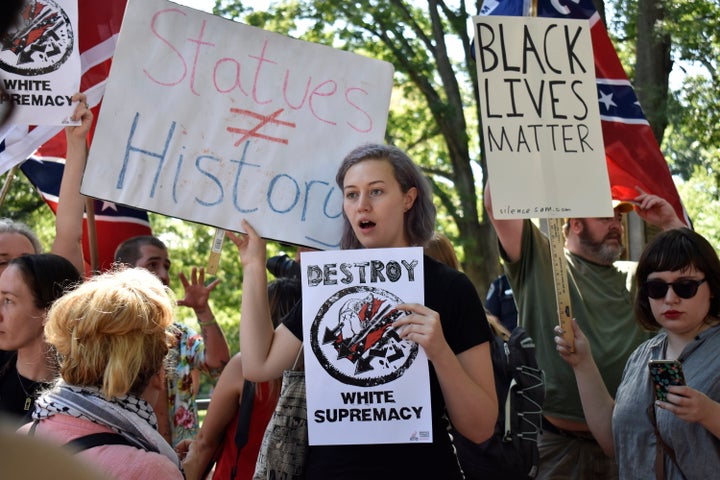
[[178, 277, 301, 480], [484, 183, 686, 479], [114, 235, 230, 446], [0, 254, 81, 423], [555, 228, 720, 478], [485, 274, 518, 335], [18, 268, 183, 479], [231, 143, 497, 479], [0, 7, 103, 476], [0, 96, 93, 424]]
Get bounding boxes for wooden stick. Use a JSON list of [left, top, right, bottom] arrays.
[[207, 228, 225, 275], [0, 165, 19, 210], [547, 217, 574, 351], [84, 198, 99, 273]]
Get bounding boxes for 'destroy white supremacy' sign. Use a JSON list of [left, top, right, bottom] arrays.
[[474, 15, 613, 219], [301, 247, 432, 445], [82, 0, 394, 249]]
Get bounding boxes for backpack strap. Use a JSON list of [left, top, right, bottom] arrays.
[[63, 432, 137, 453]]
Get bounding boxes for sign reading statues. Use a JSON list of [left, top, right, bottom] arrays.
[[83, 0, 394, 249]]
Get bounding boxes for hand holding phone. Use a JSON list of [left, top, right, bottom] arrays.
[[648, 360, 686, 402]]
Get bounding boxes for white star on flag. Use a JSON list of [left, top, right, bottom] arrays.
[[598, 90, 617, 111], [101, 201, 118, 212]]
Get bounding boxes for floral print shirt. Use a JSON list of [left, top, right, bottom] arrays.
[[166, 322, 221, 446]]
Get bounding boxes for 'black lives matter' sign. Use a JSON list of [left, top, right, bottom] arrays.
[[474, 16, 613, 220]]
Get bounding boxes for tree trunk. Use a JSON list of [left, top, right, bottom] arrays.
[[635, 0, 673, 142]]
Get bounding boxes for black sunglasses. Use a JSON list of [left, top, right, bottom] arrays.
[[643, 278, 706, 299]]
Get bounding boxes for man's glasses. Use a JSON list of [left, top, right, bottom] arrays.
[[643, 278, 706, 299]]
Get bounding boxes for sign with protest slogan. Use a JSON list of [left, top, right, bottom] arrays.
[[301, 247, 432, 445], [0, 0, 81, 126], [474, 16, 613, 219], [82, 0, 394, 249]]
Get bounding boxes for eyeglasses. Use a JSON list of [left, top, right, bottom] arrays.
[[643, 278, 706, 299]]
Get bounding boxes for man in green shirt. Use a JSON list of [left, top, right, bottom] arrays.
[[484, 185, 685, 479]]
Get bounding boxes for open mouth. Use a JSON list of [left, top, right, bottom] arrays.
[[359, 220, 376, 230]]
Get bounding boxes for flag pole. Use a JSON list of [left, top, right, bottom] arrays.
[[84, 198, 100, 273], [0, 165, 18, 210]]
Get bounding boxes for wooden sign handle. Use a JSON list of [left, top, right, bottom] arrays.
[[206, 229, 225, 276], [547, 218, 574, 351]]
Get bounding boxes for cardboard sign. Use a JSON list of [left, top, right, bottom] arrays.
[[82, 0, 394, 249], [301, 247, 432, 445], [0, 0, 81, 126], [474, 15, 613, 219]]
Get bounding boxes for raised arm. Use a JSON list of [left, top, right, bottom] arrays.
[[227, 220, 301, 382], [180, 354, 245, 480], [177, 267, 229, 371], [50, 93, 91, 273], [484, 181, 525, 262], [555, 320, 616, 456]]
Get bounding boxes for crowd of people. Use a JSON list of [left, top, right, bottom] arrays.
[[2, 4, 719, 479], [3, 127, 720, 479]]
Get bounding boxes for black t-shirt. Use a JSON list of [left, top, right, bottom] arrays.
[[283, 255, 491, 479], [0, 351, 51, 426]]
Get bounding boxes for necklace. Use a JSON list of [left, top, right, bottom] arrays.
[[15, 366, 39, 411]]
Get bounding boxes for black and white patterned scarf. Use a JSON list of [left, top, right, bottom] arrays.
[[33, 382, 179, 465]]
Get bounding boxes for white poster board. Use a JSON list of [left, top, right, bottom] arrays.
[[301, 247, 432, 445], [0, 0, 81, 126], [474, 16, 612, 219], [82, 0, 394, 249]]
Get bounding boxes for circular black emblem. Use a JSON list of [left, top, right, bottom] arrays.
[[0, 0, 75, 76], [310, 286, 418, 387]]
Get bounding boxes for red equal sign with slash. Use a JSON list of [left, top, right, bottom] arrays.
[[227, 108, 296, 146]]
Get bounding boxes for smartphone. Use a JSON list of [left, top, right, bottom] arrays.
[[648, 360, 686, 402]]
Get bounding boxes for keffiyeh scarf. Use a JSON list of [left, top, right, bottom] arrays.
[[33, 382, 179, 466]]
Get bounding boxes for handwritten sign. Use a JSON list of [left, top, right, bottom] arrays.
[[82, 0, 394, 249], [0, 0, 81, 126], [301, 247, 432, 445], [474, 16, 612, 219]]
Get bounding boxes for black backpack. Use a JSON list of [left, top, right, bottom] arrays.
[[451, 326, 545, 480]]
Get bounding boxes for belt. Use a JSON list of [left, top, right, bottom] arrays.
[[542, 417, 596, 441]]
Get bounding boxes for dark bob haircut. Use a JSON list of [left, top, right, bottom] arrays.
[[335, 143, 436, 250], [9, 253, 82, 310], [635, 228, 720, 331]]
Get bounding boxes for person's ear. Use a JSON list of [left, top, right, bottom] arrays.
[[403, 187, 418, 212]]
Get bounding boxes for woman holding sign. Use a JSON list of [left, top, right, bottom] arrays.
[[230, 143, 497, 479]]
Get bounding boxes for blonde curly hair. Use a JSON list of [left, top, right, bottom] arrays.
[[45, 268, 175, 399]]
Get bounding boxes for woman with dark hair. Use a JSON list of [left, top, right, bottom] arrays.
[[556, 228, 720, 479], [0, 254, 81, 423], [230, 143, 497, 479]]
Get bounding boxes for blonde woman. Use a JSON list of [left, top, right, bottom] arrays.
[[19, 268, 183, 479]]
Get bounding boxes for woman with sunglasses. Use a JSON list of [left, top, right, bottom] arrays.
[[555, 228, 720, 479]]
